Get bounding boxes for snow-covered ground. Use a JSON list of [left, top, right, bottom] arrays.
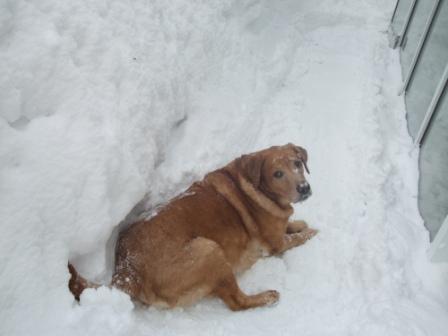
[[1, 0, 447, 335]]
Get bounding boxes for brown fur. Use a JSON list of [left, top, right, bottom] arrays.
[[68, 143, 317, 310]]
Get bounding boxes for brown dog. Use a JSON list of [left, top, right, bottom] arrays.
[[69, 143, 317, 310]]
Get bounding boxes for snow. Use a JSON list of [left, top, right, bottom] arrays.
[[1, 0, 447, 335]]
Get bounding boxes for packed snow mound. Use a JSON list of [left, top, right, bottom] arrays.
[[1, 0, 447, 335]]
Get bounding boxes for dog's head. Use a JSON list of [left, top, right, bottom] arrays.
[[239, 143, 311, 206]]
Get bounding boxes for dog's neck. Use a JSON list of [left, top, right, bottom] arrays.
[[204, 170, 260, 237], [237, 174, 293, 219]]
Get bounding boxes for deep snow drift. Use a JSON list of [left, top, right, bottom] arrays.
[[1, 0, 447, 335]]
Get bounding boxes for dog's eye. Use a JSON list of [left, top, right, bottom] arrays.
[[273, 171, 284, 178], [294, 160, 302, 168]]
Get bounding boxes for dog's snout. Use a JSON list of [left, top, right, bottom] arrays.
[[297, 182, 311, 195]]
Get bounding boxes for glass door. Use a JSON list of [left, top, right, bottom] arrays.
[[419, 87, 448, 240], [404, 0, 448, 139]]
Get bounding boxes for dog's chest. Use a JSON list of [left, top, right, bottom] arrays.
[[234, 239, 270, 274]]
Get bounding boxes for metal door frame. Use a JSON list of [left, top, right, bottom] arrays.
[[390, 0, 418, 49], [399, 0, 442, 95], [397, 0, 418, 47], [415, 63, 448, 144]]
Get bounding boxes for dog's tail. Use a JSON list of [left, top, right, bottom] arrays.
[[68, 262, 100, 301]]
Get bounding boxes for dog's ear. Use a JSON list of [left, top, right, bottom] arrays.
[[288, 143, 310, 174], [238, 154, 265, 188]]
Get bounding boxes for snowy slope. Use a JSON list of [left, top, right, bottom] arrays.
[[1, 0, 447, 335]]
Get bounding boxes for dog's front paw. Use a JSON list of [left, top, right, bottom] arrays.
[[287, 220, 308, 233], [302, 228, 318, 240], [261, 290, 280, 306]]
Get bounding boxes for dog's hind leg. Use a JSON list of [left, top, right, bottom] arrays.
[[213, 273, 279, 311], [151, 237, 279, 310], [111, 244, 144, 302], [111, 268, 142, 300]]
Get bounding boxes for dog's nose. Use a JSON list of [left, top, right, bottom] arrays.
[[297, 182, 310, 195]]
